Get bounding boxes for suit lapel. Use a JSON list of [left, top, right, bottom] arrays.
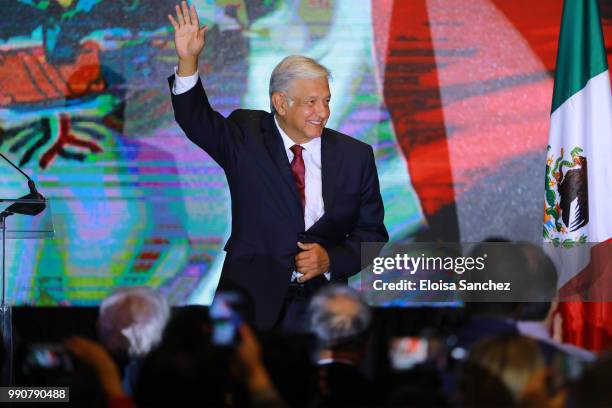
[[321, 129, 342, 214], [259, 115, 342, 233], [261, 114, 305, 230]]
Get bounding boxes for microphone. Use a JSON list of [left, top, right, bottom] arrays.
[[0, 151, 46, 217]]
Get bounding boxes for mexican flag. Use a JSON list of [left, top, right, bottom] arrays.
[[543, 0, 612, 351]]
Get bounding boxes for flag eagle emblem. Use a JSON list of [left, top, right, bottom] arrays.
[[544, 146, 589, 247]]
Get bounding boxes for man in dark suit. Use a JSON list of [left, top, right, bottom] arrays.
[[168, 2, 388, 330]]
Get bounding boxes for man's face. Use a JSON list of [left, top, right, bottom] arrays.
[[276, 77, 331, 144]]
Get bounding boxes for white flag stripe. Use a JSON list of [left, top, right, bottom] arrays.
[[548, 70, 612, 241], [547, 70, 612, 287]]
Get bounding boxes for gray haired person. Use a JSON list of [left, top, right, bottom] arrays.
[[167, 2, 388, 331], [308, 284, 372, 351], [98, 286, 170, 357], [97, 286, 170, 394], [307, 284, 377, 407]]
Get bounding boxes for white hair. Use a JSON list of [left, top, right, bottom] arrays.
[[98, 286, 170, 357], [308, 285, 372, 348], [269, 55, 331, 114]]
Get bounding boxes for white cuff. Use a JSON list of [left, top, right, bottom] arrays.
[[291, 271, 331, 281], [172, 66, 199, 95]]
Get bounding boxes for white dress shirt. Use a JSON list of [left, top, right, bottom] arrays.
[[173, 70, 329, 280], [172, 67, 199, 95], [273, 116, 325, 231]]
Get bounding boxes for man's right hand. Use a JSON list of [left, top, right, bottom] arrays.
[[168, 1, 208, 77]]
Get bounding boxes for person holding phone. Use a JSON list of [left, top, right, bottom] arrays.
[[167, 2, 388, 331]]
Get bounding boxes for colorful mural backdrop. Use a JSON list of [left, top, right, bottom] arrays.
[[0, 0, 610, 305]]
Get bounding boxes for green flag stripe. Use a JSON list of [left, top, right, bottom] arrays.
[[551, 0, 608, 113]]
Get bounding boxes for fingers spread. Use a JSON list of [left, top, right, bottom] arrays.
[[190, 4, 199, 27], [181, 1, 191, 25], [168, 14, 179, 30], [199, 23, 209, 36], [175, 4, 185, 26]]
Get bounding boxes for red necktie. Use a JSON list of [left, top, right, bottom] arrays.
[[289, 144, 305, 210]]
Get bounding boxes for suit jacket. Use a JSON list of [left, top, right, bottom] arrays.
[[169, 76, 389, 328]]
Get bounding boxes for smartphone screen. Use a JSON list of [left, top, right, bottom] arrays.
[[210, 292, 243, 346], [211, 317, 239, 346], [25, 343, 74, 372], [389, 337, 429, 370]]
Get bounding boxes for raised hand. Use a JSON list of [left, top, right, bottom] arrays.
[[168, 1, 208, 76], [64, 336, 125, 399]]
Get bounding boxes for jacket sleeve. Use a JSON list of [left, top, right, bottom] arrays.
[[324, 146, 389, 281], [168, 75, 244, 169]]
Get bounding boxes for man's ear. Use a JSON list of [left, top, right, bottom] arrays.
[[272, 92, 286, 115]]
